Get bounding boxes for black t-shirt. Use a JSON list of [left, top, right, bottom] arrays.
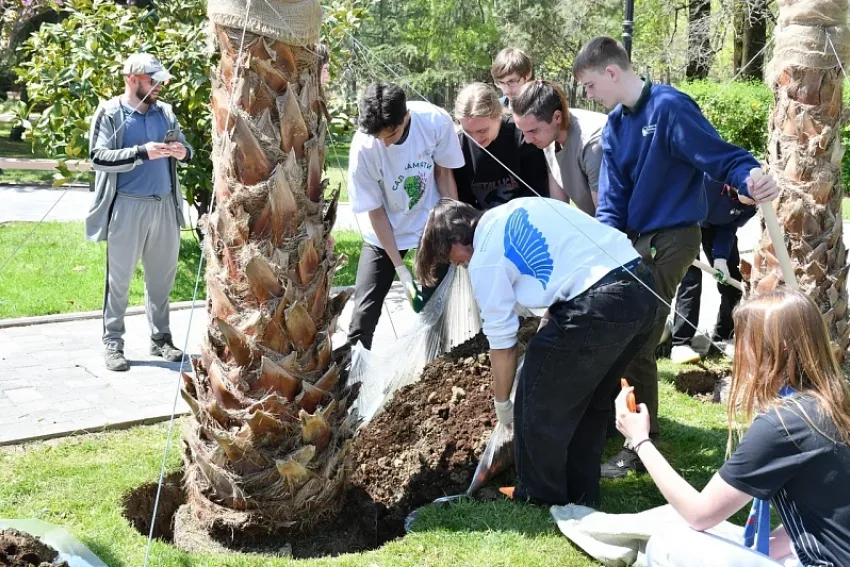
[[453, 116, 549, 210], [719, 395, 850, 566]]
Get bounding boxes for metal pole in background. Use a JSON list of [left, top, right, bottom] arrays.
[[623, 0, 635, 59]]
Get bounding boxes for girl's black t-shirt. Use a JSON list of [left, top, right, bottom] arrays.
[[719, 395, 850, 566], [453, 116, 549, 210]]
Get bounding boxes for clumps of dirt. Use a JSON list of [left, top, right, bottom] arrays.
[[349, 318, 539, 522], [674, 369, 719, 397], [0, 529, 68, 567]]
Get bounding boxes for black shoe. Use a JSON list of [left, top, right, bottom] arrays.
[[105, 348, 130, 372], [150, 334, 184, 362], [601, 447, 646, 479]]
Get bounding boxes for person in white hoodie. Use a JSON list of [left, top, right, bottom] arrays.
[[416, 197, 659, 506]]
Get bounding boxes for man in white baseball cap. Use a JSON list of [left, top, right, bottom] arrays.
[[86, 52, 192, 371]]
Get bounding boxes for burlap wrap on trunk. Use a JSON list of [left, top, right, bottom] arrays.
[[768, 0, 850, 83], [207, 0, 321, 46]]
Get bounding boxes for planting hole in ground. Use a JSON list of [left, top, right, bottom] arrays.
[[673, 369, 719, 396], [120, 321, 538, 558]]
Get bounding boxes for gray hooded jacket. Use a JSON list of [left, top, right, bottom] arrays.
[[85, 96, 193, 242]]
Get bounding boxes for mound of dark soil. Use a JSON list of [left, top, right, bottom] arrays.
[[0, 529, 68, 567], [349, 318, 539, 518]]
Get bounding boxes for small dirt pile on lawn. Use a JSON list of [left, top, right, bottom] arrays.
[[350, 318, 539, 517], [0, 529, 68, 567]]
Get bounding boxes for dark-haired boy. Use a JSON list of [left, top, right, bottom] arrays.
[[346, 82, 464, 350], [572, 36, 779, 477]]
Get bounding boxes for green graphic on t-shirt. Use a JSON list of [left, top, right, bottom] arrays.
[[403, 174, 426, 209]]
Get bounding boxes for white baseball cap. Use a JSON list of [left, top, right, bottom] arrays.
[[122, 53, 173, 83]]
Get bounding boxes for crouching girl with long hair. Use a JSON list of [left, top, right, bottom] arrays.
[[616, 289, 850, 566]]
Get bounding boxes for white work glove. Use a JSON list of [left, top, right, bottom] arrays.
[[395, 265, 417, 307], [713, 258, 730, 283], [746, 170, 779, 202], [494, 398, 514, 426]]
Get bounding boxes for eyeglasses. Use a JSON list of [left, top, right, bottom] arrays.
[[496, 79, 522, 88]]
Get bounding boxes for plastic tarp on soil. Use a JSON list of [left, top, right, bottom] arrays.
[[0, 520, 107, 567], [348, 264, 482, 425], [466, 356, 522, 495]]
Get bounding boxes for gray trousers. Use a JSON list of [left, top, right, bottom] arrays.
[[102, 193, 180, 351]]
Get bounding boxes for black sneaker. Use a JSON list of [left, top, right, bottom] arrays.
[[601, 447, 646, 479], [150, 334, 184, 362], [105, 348, 130, 372]]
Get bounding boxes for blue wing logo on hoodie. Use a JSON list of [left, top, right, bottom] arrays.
[[504, 208, 553, 289]]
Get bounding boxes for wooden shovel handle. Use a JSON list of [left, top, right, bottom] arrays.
[[750, 168, 799, 290]]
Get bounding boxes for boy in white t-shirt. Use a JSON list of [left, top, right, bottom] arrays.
[[415, 198, 659, 506], [347, 82, 465, 350]]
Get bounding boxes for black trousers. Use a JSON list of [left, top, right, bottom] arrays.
[[671, 226, 743, 345], [514, 263, 659, 507], [347, 242, 448, 350]]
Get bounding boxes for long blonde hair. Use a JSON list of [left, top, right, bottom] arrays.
[[729, 289, 850, 449], [453, 82, 505, 122]]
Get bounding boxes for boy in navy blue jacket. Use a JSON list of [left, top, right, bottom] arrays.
[[670, 177, 756, 364], [572, 36, 778, 478]]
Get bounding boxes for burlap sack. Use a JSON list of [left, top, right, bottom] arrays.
[[767, 0, 849, 83], [207, 0, 321, 46]]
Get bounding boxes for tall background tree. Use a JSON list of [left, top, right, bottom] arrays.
[[733, 0, 770, 80], [752, 0, 850, 358]]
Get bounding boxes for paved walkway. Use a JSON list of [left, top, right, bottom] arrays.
[[0, 284, 414, 445]]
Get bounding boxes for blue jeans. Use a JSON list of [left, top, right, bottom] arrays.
[[514, 263, 658, 506]]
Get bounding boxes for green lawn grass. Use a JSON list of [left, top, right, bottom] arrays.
[[0, 360, 737, 566], [325, 138, 350, 203], [843, 197, 850, 220], [0, 222, 204, 319], [0, 223, 409, 319], [0, 123, 55, 185]]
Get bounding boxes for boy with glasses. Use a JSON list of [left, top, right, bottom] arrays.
[[491, 48, 533, 109]]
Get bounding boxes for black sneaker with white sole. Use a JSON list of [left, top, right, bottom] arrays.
[[600, 447, 647, 479]]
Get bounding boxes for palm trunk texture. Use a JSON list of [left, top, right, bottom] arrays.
[[753, 0, 850, 359], [180, 19, 355, 534]]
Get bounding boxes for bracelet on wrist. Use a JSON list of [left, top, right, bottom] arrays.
[[633, 438, 653, 454]]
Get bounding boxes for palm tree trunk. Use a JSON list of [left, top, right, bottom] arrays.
[[181, 0, 355, 534], [753, 0, 850, 359]]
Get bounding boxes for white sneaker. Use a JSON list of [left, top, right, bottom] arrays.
[[671, 344, 701, 365], [720, 340, 735, 359]]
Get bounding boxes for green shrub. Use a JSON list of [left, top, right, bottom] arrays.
[[681, 79, 850, 193], [15, 0, 364, 219], [678, 80, 773, 160]]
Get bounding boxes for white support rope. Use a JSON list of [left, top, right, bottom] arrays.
[[140, 1, 254, 565], [825, 31, 849, 81]]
